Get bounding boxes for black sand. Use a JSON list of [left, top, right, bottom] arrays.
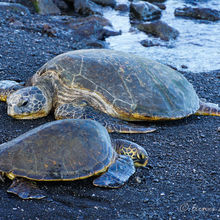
[[0, 3, 219, 219]]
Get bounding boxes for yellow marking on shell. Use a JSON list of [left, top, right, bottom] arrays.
[[4, 153, 117, 182], [6, 172, 16, 180], [4, 165, 109, 182], [0, 95, 7, 102], [118, 111, 185, 121]]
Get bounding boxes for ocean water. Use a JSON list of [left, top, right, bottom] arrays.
[[103, 0, 220, 72]]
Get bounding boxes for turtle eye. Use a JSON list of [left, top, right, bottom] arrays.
[[18, 100, 28, 107], [22, 101, 28, 106]]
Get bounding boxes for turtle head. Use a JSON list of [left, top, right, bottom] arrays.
[[115, 139, 149, 167], [131, 145, 149, 167], [7, 86, 52, 119]]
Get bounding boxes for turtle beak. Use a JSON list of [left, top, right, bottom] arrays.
[[134, 157, 149, 167], [141, 160, 155, 169]]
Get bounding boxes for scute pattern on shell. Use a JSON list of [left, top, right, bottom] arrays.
[[32, 49, 200, 119], [0, 120, 115, 180]]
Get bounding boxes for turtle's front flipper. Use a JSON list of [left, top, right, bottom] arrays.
[[55, 103, 156, 134], [7, 178, 45, 199], [0, 80, 24, 102], [195, 100, 220, 116], [93, 155, 135, 188]]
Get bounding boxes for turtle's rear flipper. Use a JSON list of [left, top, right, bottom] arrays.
[[7, 178, 45, 199], [0, 80, 24, 102], [55, 103, 156, 133], [93, 155, 135, 188], [196, 100, 220, 116]]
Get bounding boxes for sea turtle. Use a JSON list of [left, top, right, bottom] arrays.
[[0, 49, 219, 132], [0, 119, 149, 199]]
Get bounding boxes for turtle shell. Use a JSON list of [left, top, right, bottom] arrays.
[[33, 49, 199, 120], [0, 119, 115, 181]]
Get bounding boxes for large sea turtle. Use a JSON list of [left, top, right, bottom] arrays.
[[0, 49, 219, 133], [0, 119, 149, 199]]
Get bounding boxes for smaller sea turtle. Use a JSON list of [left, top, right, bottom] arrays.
[[0, 119, 149, 199]]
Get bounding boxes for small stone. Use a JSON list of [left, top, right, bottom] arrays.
[[210, 171, 217, 175], [200, 133, 205, 138], [170, 141, 176, 146], [143, 198, 149, 203], [140, 39, 160, 47], [160, 192, 165, 196], [153, 178, 159, 183], [136, 176, 142, 183], [217, 127, 220, 132], [181, 64, 188, 69]]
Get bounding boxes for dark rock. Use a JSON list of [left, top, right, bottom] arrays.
[[91, 0, 116, 7], [53, 0, 69, 11], [140, 39, 161, 47], [174, 7, 220, 21], [0, 2, 30, 15], [42, 24, 57, 37], [130, 1, 162, 22], [137, 20, 179, 41], [152, 3, 166, 10], [181, 64, 188, 69], [33, 0, 61, 15], [115, 4, 129, 12], [102, 26, 121, 38], [73, 0, 102, 16], [85, 40, 107, 48], [62, 15, 117, 40]]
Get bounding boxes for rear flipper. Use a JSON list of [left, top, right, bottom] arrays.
[[196, 100, 220, 116], [93, 155, 135, 188], [7, 178, 45, 199], [0, 80, 24, 102], [55, 103, 156, 134]]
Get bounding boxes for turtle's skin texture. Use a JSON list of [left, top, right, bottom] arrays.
[[0, 119, 149, 199], [0, 49, 219, 131]]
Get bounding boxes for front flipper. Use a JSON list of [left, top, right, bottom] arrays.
[[0, 80, 24, 102], [7, 178, 45, 199], [55, 103, 156, 134], [93, 155, 135, 188]]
